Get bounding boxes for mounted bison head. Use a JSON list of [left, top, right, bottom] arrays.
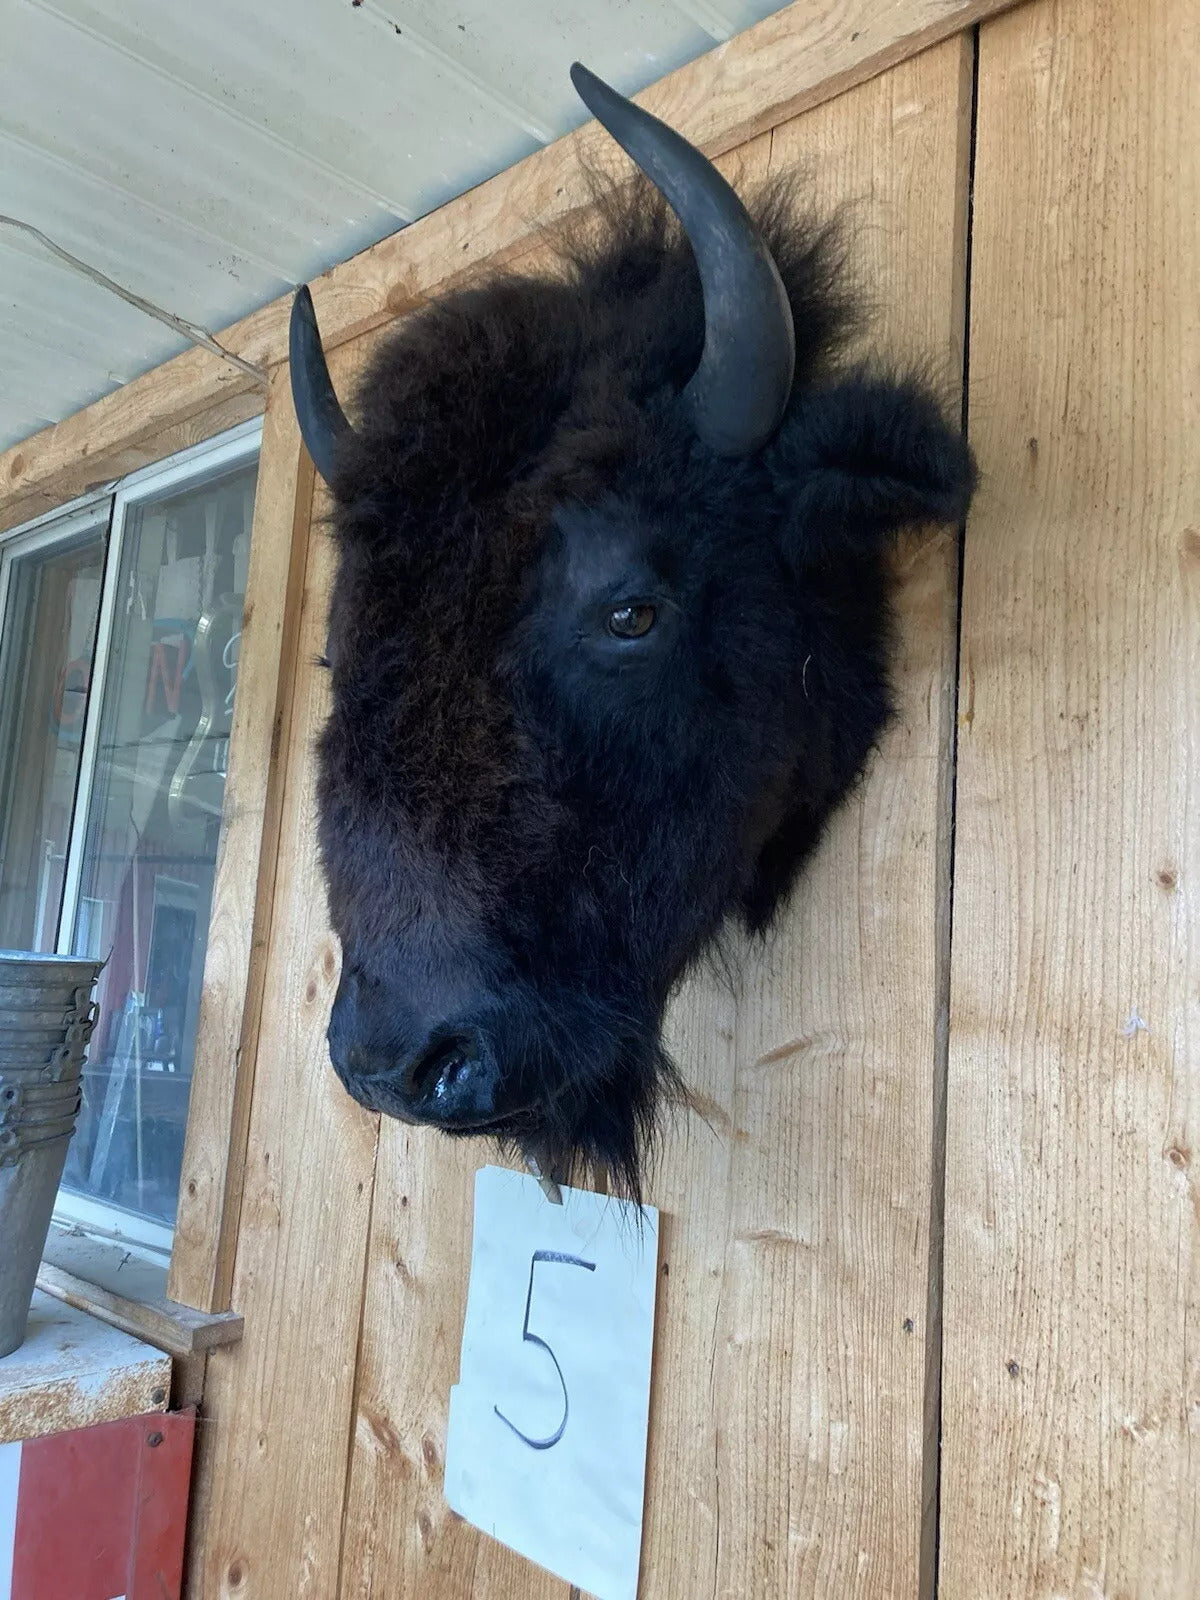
[[291, 65, 975, 1195]]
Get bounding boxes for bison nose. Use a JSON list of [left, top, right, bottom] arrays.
[[327, 967, 503, 1127], [400, 1030, 502, 1127]]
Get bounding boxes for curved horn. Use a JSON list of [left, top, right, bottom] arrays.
[[570, 62, 794, 458], [289, 285, 353, 484]]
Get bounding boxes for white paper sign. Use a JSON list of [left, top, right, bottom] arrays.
[[445, 1166, 659, 1600]]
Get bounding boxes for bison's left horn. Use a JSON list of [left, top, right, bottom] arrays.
[[570, 62, 795, 458], [289, 285, 354, 484]]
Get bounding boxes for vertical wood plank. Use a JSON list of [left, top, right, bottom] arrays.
[[170, 363, 314, 1312], [185, 342, 380, 1599], [941, 0, 1200, 1593], [337, 38, 971, 1600], [331, 124, 775, 1600], [695, 41, 972, 1600]]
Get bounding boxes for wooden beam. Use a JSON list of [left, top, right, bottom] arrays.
[[0, 384, 263, 536], [35, 1259, 242, 1361], [941, 0, 1200, 1592], [0, 0, 1020, 536], [167, 363, 315, 1313], [40, 1229, 243, 1356], [187, 338, 381, 1599]]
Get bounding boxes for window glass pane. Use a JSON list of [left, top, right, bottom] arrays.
[[61, 459, 258, 1228], [0, 522, 106, 951]]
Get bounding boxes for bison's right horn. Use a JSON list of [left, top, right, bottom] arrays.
[[289, 285, 354, 484], [570, 62, 795, 458]]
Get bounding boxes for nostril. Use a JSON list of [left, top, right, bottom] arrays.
[[406, 1033, 476, 1100]]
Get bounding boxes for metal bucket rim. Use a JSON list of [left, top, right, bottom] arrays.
[[0, 950, 104, 969], [0, 1083, 81, 1105], [0, 980, 95, 997]]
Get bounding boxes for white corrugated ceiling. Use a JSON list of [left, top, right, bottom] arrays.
[[0, 0, 793, 457]]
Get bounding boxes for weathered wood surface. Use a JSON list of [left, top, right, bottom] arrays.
[[675, 42, 971, 1600], [37, 1228, 242, 1357], [939, 0, 1200, 1594], [0, 0, 1021, 536], [170, 364, 316, 1314], [0, 1292, 169, 1445], [334, 35, 972, 1600], [187, 345, 379, 1600], [0, 383, 264, 537]]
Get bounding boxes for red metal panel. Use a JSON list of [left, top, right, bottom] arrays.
[[128, 1411, 195, 1600], [11, 1409, 194, 1600]]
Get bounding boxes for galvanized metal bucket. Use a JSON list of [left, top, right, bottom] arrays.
[[0, 950, 103, 1358]]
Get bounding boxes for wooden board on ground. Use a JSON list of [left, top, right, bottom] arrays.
[[335, 35, 972, 1600], [939, 0, 1200, 1594]]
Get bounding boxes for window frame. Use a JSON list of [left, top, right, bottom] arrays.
[[0, 416, 263, 1262], [0, 496, 111, 952]]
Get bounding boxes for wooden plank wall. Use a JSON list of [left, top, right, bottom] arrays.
[[170, 365, 315, 1314], [189, 342, 381, 1599], [182, 1, 1199, 1596], [337, 39, 972, 1600], [189, 34, 973, 1600], [940, 0, 1200, 1595]]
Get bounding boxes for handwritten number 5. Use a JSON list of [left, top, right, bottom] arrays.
[[494, 1250, 596, 1450]]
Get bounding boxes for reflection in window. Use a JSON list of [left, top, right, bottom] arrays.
[[59, 460, 258, 1228], [0, 521, 107, 951]]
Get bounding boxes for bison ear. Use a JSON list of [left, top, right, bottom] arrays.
[[769, 374, 976, 570]]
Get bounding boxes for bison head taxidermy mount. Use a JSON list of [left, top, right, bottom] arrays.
[[290, 64, 976, 1199]]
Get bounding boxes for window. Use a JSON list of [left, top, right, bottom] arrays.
[[0, 420, 261, 1256]]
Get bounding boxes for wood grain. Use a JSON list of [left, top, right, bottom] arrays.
[[332, 123, 776, 1600], [939, 0, 1200, 1594], [186, 344, 380, 1600], [169, 363, 316, 1313], [0, 0, 1019, 537], [37, 1231, 242, 1357], [334, 37, 972, 1600], [0, 384, 263, 536], [688, 43, 971, 1600]]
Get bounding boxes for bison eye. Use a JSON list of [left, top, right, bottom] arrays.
[[607, 603, 656, 639]]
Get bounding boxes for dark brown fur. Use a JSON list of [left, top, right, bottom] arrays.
[[316, 178, 975, 1195]]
